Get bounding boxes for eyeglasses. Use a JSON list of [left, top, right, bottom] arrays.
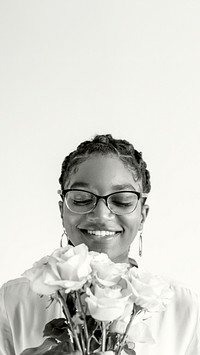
[[58, 189, 148, 215]]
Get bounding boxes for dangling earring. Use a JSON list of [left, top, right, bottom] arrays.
[[60, 229, 69, 248], [139, 232, 143, 257]]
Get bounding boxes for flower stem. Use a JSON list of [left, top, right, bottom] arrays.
[[58, 291, 82, 353], [79, 329, 86, 355], [101, 322, 107, 352], [76, 291, 89, 341], [116, 306, 139, 355]]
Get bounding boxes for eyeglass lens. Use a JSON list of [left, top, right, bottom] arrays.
[[65, 190, 139, 214]]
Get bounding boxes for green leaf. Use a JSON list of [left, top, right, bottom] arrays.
[[20, 338, 57, 355], [42, 340, 75, 354], [106, 332, 118, 350], [123, 343, 136, 355], [20, 338, 76, 355], [86, 316, 99, 336], [43, 318, 68, 339], [66, 292, 77, 317], [88, 334, 101, 352]]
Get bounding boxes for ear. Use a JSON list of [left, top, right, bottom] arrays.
[[58, 200, 63, 219], [139, 204, 149, 231]]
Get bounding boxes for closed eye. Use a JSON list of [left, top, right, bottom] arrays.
[[73, 199, 93, 205], [111, 201, 133, 207]]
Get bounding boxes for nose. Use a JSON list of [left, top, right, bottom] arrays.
[[88, 198, 113, 220]]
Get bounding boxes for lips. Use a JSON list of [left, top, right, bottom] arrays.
[[87, 230, 117, 236], [79, 229, 122, 239]]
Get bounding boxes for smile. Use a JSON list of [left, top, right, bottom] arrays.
[[87, 230, 116, 236], [80, 229, 121, 239]]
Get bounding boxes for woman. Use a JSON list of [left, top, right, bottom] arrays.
[[0, 134, 199, 355]]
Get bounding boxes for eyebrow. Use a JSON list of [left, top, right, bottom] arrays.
[[112, 184, 136, 191], [69, 182, 136, 191], [69, 182, 90, 189]]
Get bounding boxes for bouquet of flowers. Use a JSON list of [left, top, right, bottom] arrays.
[[21, 243, 174, 355]]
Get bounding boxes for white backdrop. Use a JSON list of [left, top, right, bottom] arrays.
[[0, 0, 200, 293]]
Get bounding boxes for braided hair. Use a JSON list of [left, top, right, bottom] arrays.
[[59, 134, 151, 193]]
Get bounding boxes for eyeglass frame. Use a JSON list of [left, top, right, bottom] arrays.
[[58, 188, 148, 215]]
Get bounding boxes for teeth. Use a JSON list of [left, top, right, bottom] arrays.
[[87, 230, 117, 236]]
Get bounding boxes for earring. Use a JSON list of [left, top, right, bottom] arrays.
[[60, 229, 69, 248], [139, 232, 143, 257]]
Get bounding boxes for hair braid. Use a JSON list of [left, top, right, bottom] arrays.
[[59, 134, 151, 193]]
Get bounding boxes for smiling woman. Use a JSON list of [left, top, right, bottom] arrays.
[[58, 154, 149, 263], [0, 134, 199, 355]]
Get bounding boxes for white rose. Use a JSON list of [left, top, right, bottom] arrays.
[[110, 304, 154, 344], [23, 244, 92, 295], [22, 255, 61, 295], [109, 299, 133, 334], [46, 244, 92, 293], [127, 268, 174, 312], [85, 280, 131, 322], [89, 251, 129, 287]]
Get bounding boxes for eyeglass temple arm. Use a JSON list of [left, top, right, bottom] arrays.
[[57, 190, 64, 199], [141, 193, 148, 198]]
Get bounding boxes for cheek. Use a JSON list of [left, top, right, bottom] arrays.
[[62, 207, 76, 227], [63, 217, 79, 242], [62, 207, 83, 235], [121, 212, 142, 232]]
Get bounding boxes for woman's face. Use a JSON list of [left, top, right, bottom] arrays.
[[59, 155, 149, 263]]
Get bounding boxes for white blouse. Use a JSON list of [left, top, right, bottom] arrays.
[[0, 277, 199, 355]]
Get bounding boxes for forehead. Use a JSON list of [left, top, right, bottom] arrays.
[[65, 154, 142, 193]]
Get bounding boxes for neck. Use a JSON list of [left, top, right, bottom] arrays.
[[111, 252, 137, 267], [111, 251, 129, 264]]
